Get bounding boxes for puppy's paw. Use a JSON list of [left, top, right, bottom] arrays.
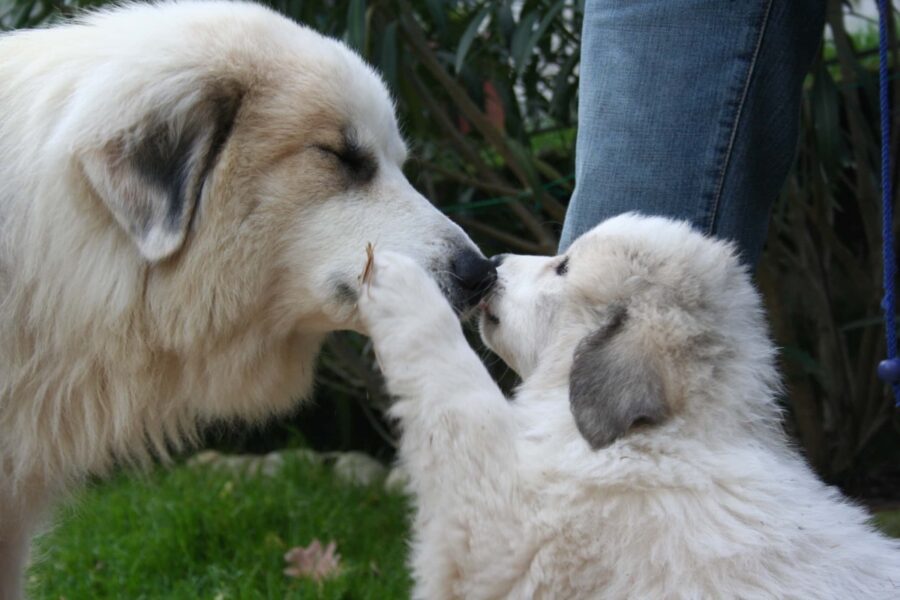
[[360, 250, 438, 308], [357, 250, 452, 336]]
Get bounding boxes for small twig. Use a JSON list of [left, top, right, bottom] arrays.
[[407, 71, 556, 249], [412, 158, 521, 197], [453, 215, 550, 254], [399, 7, 567, 222], [360, 242, 375, 287]]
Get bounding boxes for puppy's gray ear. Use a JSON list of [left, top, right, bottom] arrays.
[[80, 84, 243, 262], [569, 307, 669, 449]]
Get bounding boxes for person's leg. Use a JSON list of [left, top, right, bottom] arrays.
[[560, 0, 825, 267]]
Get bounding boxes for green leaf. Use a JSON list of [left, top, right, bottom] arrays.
[[380, 21, 399, 92], [781, 346, 824, 379], [549, 51, 579, 122], [840, 315, 900, 332], [491, 76, 525, 139], [454, 5, 492, 75], [515, 0, 566, 77], [346, 0, 366, 53], [11, 0, 38, 29], [423, 0, 448, 35], [510, 11, 539, 74], [811, 63, 842, 170], [497, 0, 516, 43], [287, 0, 303, 20], [504, 136, 541, 188]]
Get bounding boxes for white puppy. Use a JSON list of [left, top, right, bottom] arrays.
[[359, 214, 900, 599], [0, 2, 494, 596]]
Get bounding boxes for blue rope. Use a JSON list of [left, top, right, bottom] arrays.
[[876, 0, 900, 407]]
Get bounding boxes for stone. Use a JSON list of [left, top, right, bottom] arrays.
[[187, 449, 221, 468], [261, 452, 285, 476], [384, 465, 410, 494], [332, 452, 386, 486], [281, 448, 323, 465], [219, 455, 253, 473]]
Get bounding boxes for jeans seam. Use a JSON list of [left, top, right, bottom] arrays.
[[707, 0, 775, 236]]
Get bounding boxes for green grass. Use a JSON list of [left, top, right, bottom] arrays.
[[27, 453, 900, 600], [27, 455, 411, 599], [874, 509, 900, 539]]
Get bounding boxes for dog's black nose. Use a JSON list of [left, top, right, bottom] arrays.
[[451, 249, 497, 304]]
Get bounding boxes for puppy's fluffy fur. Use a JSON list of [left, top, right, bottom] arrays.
[[359, 214, 900, 599], [0, 2, 484, 595]]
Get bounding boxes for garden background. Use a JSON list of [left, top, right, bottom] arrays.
[[3, 0, 899, 597]]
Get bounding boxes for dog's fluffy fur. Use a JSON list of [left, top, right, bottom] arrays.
[[359, 214, 900, 599], [0, 2, 487, 595]]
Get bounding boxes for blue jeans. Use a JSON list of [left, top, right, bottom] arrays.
[[560, 0, 826, 267]]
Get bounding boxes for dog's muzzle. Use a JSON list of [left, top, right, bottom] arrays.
[[448, 249, 497, 312]]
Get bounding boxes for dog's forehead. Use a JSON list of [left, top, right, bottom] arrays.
[[343, 95, 407, 162], [247, 57, 406, 165], [566, 226, 619, 269], [563, 223, 674, 303], [567, 218, 747, 318], [312, 66, 406, 162], [307, 40, 406, 160], [568, 216, 690, 271]]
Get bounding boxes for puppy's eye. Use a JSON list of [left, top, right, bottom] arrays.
[[555, 257, 569, 276]]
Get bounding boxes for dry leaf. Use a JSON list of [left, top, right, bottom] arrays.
[[359, 242, 375, 287], [283, 539, 341, 581]]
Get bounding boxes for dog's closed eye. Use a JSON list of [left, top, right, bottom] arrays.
[[314, 136, 376, 184]]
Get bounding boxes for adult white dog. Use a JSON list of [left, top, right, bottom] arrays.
[[0, 2, 495, 595], [359, 214, 900, 599]]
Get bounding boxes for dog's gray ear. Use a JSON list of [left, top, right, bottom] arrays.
[[80, 84, 243, 262], [569, 306, 669, 449]]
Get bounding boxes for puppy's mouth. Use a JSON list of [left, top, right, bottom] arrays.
[[439, 283, 487, 318], [479, 299, 500, 326]]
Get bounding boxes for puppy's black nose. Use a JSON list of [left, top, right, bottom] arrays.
[[451, 249, 497, 303], [490, 254, 507, 268]]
